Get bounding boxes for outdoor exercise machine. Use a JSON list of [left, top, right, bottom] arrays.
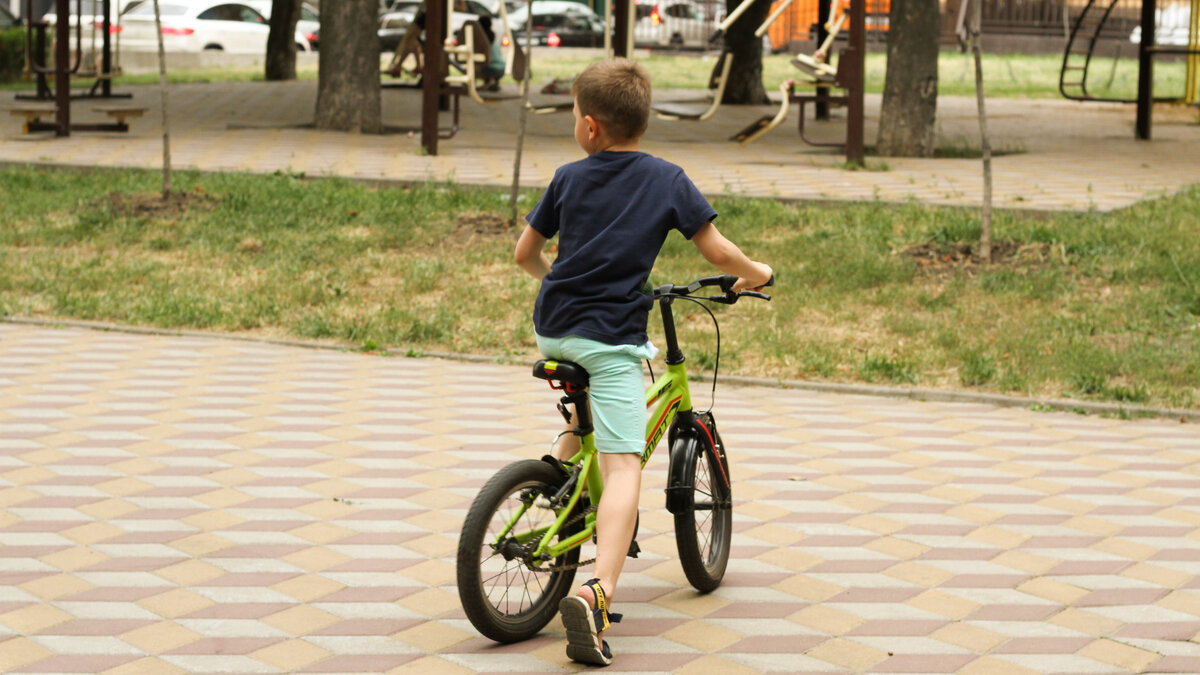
[[10, 0, 142, 136], [730, 0, 865, 163], [1057, 0, 1199, 139]]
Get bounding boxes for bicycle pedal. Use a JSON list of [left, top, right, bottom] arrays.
[[627, 540, 640, 558]]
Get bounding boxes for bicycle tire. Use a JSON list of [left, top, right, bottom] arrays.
[[673, 437, 732, 592], [456, 459, 581, 643]]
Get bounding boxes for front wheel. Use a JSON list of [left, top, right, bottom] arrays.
[[456, 459, 580, 643], [674, 439, 732, 592]]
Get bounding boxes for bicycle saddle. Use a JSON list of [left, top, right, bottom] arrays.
[[532, 360, 589, 388]]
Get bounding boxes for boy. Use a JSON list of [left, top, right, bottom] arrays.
[[514, 58, 772, 667]]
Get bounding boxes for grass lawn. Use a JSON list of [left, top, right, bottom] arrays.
[[1, 165, 1197, 412], [3, 50, 1191, 103]]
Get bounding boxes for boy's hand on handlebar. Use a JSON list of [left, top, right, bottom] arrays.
[[731, 263, 773, 293]]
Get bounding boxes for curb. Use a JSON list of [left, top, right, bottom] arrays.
[[4, 316, 1196, 424]]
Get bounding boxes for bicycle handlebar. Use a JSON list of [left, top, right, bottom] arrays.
[[654, 274, 774, 304]]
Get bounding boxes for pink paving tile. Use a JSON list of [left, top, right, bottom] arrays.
[[37, 619, 157, 635], [918, 548, 1000, 561], [14, 655, 140, 672], [105, 531, 193, 543], [226, 520, 313, 531], [1145, 656, 1200, 673], [876, 504, 953, 513], [846, 620, 952, 637], [166, 637, 287, 654], [968, 604, 1061, 621], [719, 634, 827, 653], [828, 588, 923, 603], [118, 508, 205, 520], [897, 525, 975, 535], [316, 587, 422, 603], [798, 535, 877, 547], [310, 619, 424, 635], [81, 557, 188, 571], [0, 546, 70, 558], [198, 573, 302, 587], [810, 560, 895, 573], [589, 652, 702, 672], [940, 575, 1031, 588], [993, 637, 1094, 653], [182, 603, 294, 619], [868, 654, 977, 672], [17, 496, 105, 508], [2, 521, 87, 532], [232, 498, 323, 509], [448, 635, 561, 654], [323, 558, 422, 572], [59, 587, 168, 602], [1076, 588, 1172, 607], [298, 654, 422, 672], [333, 509, 425, 521], [0, 572, 53, 585], [1049, 561, 1133, 575], [1151, 550, 1200, 561], [206, 544, 309, 558]]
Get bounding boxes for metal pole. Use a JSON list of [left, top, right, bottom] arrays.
[[101, 0, 112, 96], [845, 0, 864, 163], [54, 0, 69, 135], [816, 0, 829, 119], [421, 0, 445, 155], [612, 0, 629, 57], [1135, 0, 1155, 139]]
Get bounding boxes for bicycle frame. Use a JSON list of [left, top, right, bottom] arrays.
[[497, 294, 696, 566]]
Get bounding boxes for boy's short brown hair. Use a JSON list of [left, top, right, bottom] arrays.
[[571, 58, 652, 142]]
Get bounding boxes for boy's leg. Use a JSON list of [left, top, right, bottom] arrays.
[[581, 451, 641, 608]]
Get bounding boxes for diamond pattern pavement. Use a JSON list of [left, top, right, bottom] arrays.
[[1, 322, 1199, 674]]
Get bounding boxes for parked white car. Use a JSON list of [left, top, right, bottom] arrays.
[[634, 0, 715, 49], [244, 0, 319, 48], [41, 0, 143, 28], [119, 0, 312, 53]]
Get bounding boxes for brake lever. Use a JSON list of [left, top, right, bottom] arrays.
[[740, 291, 772, 301]]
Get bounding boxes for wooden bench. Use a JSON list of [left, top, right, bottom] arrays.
[[93, 105, 148, 131], [8, 103, 58, 133]]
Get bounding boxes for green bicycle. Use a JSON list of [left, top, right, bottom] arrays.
[[456, 275, 771, 643]]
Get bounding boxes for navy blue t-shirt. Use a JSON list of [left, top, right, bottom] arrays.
[[527, 151, 716, 346]]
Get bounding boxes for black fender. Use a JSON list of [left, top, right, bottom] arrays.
[[664, 411, 731, 515]]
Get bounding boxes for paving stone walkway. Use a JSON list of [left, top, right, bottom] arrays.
[[2, 322, 1198, 674], [3, 78, 1199, 212]]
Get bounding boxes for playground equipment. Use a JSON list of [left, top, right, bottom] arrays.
[[11, 0, 142, 136], [1060, 0, 1196, 103], [731, 0, 864, 162]]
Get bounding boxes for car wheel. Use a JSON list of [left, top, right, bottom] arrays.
[[669, 33, 684, 49], [203, 44, 224, 51]]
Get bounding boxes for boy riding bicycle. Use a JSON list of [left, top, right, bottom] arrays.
[[514, 58, 772, 666]]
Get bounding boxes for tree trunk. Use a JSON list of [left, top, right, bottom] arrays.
[[718, 0, 771, 104], [876, 0, 939, 156], [314, 0, 382, 133], [970, 0, 992, 262], [152, 0, 171, 198], [266, 0, 301, 81]]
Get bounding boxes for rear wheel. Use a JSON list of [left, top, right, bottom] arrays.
[[673, 441, 731, 592], [457, 460, 580, 643]]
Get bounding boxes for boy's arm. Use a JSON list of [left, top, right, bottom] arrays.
[[691, 222, 773, 292], [514, 225, 552, 280]]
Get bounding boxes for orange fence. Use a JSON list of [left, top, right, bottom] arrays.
[[766, 0, 890, 51]]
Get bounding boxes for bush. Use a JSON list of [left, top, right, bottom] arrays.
[[0, 28, 25, 84]]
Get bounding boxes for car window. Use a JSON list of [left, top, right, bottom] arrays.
[[238, 6, 265, 22], [635, 4, 652, 19], [127, 2, 186, 15], [464, 0, 492, 16], [300, 6, 318, 21]]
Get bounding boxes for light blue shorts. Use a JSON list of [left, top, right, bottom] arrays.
[[536, 334, 655, 455]]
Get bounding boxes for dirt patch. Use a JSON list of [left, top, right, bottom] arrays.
[[454, 211, 516, 239], [900, 240, 1059, 274], [100, 190, 217, 219]]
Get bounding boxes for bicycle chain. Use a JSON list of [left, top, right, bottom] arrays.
[[532, 501, 597, 573]]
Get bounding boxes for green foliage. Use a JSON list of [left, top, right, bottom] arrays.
[[0, 28, 24, 84]]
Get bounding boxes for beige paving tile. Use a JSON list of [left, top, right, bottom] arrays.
[[138, 588, 216, 619], [789, 605, 864, 635], [0, 604, 75, 634], [1078, 638, 1161, 672], [120, 621, 205, 654], [0, 637, 54, 673], [807, 637, 888, 671], [251, 638, 332, 671], [932, 623, 1010, 652], [663, 620, 742, 652]]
